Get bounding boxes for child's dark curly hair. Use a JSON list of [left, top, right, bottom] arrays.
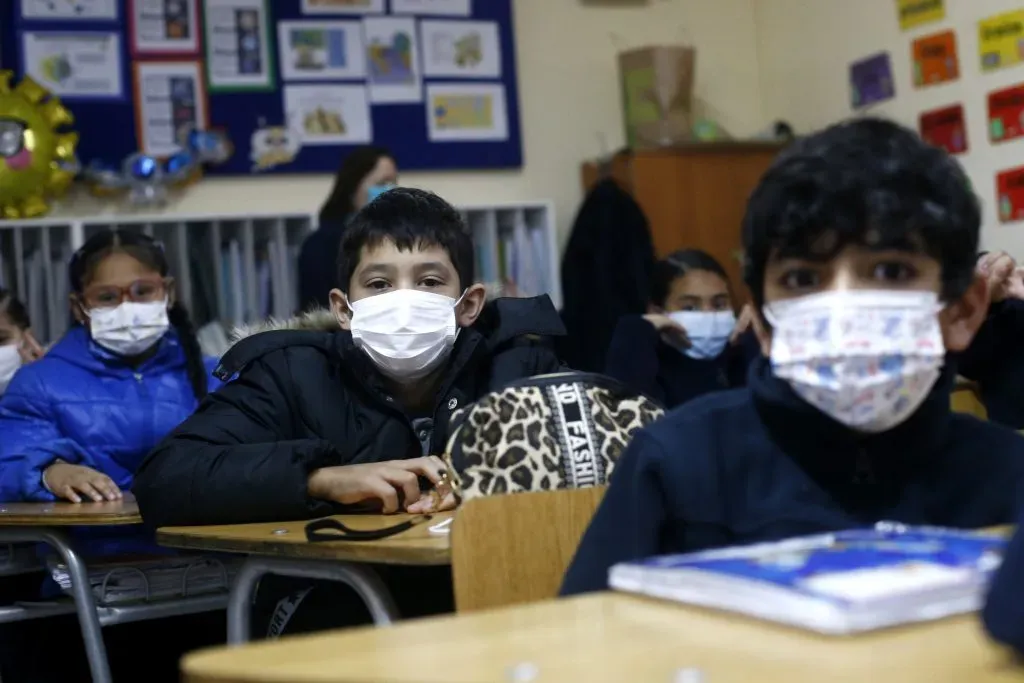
[[742, 117, 980, 307]]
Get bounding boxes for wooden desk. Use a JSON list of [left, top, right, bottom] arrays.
[[182, 592, 1018, 683], [158, 512, 451, 566], [158, 513, 453, 644], [0, 493, 140, 526], [0, 493, 142, 683]]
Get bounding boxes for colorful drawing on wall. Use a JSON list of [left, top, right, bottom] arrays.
[[919, 104, 966, 154], [987, 83, 1024, 144], [249, 117, 302, 171], [420, 20, 501, 79], [912, 30, 959, 87], [282, 83, 372, 145], [979, 9, 1024, 73], [849, 52, 895, 109], [897, 0, 945, 31], [363, 17, 421, 103], [997, 165, 1024, 223], [426, 83, 508, 141], [277, 20, 365, 81]]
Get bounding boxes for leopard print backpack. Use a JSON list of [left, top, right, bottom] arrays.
[[442, 372, 664, 502]]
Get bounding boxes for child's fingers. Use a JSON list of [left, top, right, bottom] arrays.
[[75, 482, 105, 503], [59, 485, 82, 504]]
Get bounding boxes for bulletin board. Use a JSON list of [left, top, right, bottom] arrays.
[[0, 0, 522, 175]]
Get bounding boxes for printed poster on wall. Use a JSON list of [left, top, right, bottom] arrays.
[[849, 52, 895, 109], [134, 60, 208, 158], [203, 0, 274, 91], [282, 83, 372, 145], [979, 9, 1024, 73], [392, 0, 471, 16], [21, 31, 123, 99], [277, 20, 366, 81], [919, 104, 966, 155], [420, 20, 501, 79], [363, 16, 422, 104], [897, 0, 944, 31], [912, 30, 958, 87], [19, 0, 118, 20], [301, 0, 384, 14], [988, 83, 1024, 143], [128, 0, 200, 55], [426, 83, 508, 142], [997, 165, 1024, 223]]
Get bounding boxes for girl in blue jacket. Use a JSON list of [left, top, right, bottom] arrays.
[[0, 229, 220, 503]]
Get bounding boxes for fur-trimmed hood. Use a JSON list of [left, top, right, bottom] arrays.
[[230, 308, 339, 343]]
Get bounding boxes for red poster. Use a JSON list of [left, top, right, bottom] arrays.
[[988, 83, 1024, 143], [919, 104, 967, 154], [997, 166, 1024, 223]]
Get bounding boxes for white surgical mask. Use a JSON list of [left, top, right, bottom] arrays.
[[88, 299, 170, 357], [668, 310, 736, 360], [765, 290, 945, 433], [0, 344, 21, 393], [349, 289, 460, 382]]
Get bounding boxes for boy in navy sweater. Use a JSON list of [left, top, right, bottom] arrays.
[[561, 117, 1024, 596], [604, 249, 761, 408]]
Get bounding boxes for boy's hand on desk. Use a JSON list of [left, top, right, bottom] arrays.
[[42, 463, 122, 503], [307, 456, 449, 514]]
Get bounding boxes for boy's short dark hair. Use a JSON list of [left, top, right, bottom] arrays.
[[337, 187, 475, 291], [741, 117, 980, 306], [650, 249, 729, 307]]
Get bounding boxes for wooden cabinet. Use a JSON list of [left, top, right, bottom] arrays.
[[581, 143, 785, 297]]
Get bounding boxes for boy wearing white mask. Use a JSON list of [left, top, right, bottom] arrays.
[[135, 187, 565, 527], [562, 117, 1024, 596], [604, 249, 760, 408], [134, 188, 564, 636]]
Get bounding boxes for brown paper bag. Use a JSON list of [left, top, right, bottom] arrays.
[[619, 45, 696, 149]]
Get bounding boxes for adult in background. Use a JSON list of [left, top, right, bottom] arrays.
[[298, 145, 398, 311]]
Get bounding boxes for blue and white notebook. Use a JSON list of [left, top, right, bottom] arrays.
[[609, 523, 1006, 634]]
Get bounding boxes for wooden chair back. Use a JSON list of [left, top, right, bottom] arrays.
[[951, 377, 987, 420], [450, 487, 606, 613]]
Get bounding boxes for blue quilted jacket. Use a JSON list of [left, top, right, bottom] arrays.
[[0, 326, 220, 504]]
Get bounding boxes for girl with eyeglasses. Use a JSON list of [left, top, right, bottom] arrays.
[[0, 229, 221, 504]]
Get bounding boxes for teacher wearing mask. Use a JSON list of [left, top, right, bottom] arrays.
[[298, 145, 397, 311]]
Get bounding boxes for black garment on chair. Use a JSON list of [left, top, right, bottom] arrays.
[[559, 178, 655, 372]]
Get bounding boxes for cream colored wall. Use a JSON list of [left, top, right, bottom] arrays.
[[755, 0, 1024, 256], [53, 0, 766, 249]]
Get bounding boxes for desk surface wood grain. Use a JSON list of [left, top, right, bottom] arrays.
[[182, 592, 1018, 683], [158, 513, 452, 565], [0, 493, 140, 526]]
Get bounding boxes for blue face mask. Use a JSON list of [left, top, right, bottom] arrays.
[[366, 183, 396, 203], [668, 311, 736, 360]]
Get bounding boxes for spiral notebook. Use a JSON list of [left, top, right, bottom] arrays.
[[609, 524, 1006, 635]]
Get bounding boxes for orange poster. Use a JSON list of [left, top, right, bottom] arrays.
[[913, 29, 960, 87]]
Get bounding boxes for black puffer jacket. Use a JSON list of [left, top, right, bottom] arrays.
[[133, 296, 565, 527]]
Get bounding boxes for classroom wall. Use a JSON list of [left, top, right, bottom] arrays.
[[755, 0, 1024, 256], [51, 0, 766, 249]]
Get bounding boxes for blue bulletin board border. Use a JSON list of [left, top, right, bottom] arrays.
[[0, 0, 523, 175]]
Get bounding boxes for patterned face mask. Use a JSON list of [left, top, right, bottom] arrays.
[[764, 290, 945, 433]]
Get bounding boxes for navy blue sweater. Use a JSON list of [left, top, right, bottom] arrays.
[[561, 357, 1024, 595], [604, 315, 760, 409], [955, 299, 1024, 429]]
